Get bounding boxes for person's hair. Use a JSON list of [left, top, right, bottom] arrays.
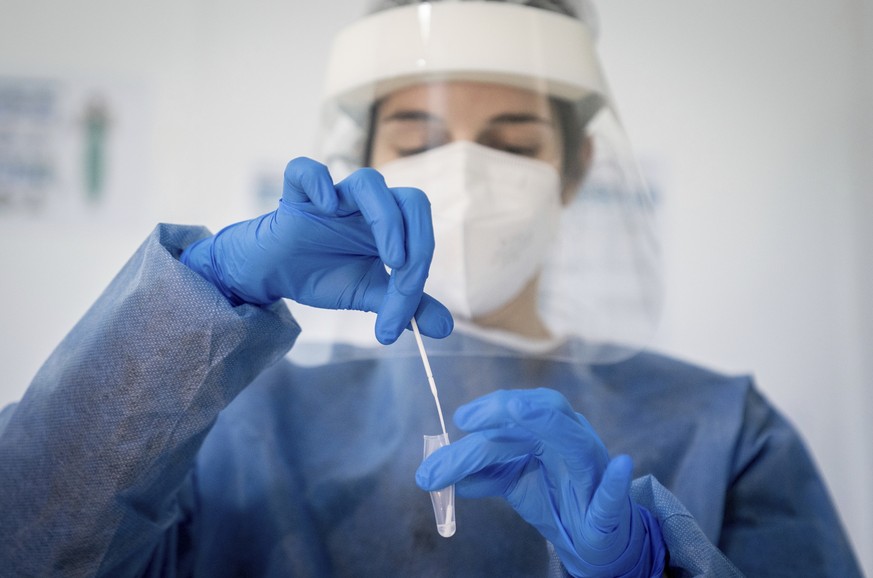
[[554, 92, 604, 185], [552, 97, 584, 185]]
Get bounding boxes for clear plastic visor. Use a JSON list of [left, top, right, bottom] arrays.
[[290, 2, 662, 366]]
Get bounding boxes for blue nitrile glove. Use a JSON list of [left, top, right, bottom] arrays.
[[417, 388, 667, 577], [181, 157, 453, 344]]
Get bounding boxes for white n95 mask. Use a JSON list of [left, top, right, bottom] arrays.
[[378, 140, 562, 319]]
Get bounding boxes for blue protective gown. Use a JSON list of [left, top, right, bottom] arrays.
[[0, 224, 863, 577]]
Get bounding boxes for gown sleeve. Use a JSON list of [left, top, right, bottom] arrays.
[[715, 386, 863, 577], [631, 384, 863, 578], [0, 223, 301, 578], [630, 476, 744, 577]]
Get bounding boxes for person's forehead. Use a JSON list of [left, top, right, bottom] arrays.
[[378, 81, 554, 120]]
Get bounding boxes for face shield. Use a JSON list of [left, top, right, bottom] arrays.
[[288, 1, 661, 366]]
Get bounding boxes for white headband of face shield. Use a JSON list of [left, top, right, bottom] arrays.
[[324, 2, 606, 110], [378, 140, 562, 320]]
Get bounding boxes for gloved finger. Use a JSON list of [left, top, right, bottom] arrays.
[[388, 186, 434, 296], [336, 168, 406, 270], [374, 291, 453, 343], [415, 428, 536, 491], [454, 458, 527, 498], [282, 157, 339, 214], [454, 388, 580, 432], [583, 454, 633, 543], [410, 293, 453, 339], [374, 271, 451, 345], [454, 388, 609, 508], [374, 272, 420, 344], [337, 258, 390, 313], [505, 392, 609, 481]]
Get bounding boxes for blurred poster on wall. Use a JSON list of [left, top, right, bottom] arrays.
[[0, 76, 151, 223]]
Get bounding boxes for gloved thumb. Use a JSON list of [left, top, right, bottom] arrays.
[[581, 454, 633, 557]]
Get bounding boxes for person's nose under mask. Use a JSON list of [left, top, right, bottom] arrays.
[[378, 140, 562, 320]]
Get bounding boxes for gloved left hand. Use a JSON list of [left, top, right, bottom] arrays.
[[180, 158, 452, 344], [416, 388, 667, 577]]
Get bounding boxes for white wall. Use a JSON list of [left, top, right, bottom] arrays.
[[1, 0, 870, 573], [596, 0, 872, 571]]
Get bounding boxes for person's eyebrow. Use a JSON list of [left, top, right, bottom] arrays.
[[381, 110, 443, 122], [486, 112, 552, 126]]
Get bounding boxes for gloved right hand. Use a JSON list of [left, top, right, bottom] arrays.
[[416, 388, 667, 577], [181, 157, 453, 344]]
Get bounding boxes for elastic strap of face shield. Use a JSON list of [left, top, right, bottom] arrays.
[[365, 0, 600, 38]]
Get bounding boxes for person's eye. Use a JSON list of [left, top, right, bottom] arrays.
[[395, 136, 450, 157], [483, 142, 541, 158], [479, 131, 546, 158], [497, 144, 540, 157], [395, 145, 435, 157]]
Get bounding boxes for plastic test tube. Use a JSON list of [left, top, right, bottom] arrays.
[[423, 432, 456, 538], [411, 317, 456, 538]]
